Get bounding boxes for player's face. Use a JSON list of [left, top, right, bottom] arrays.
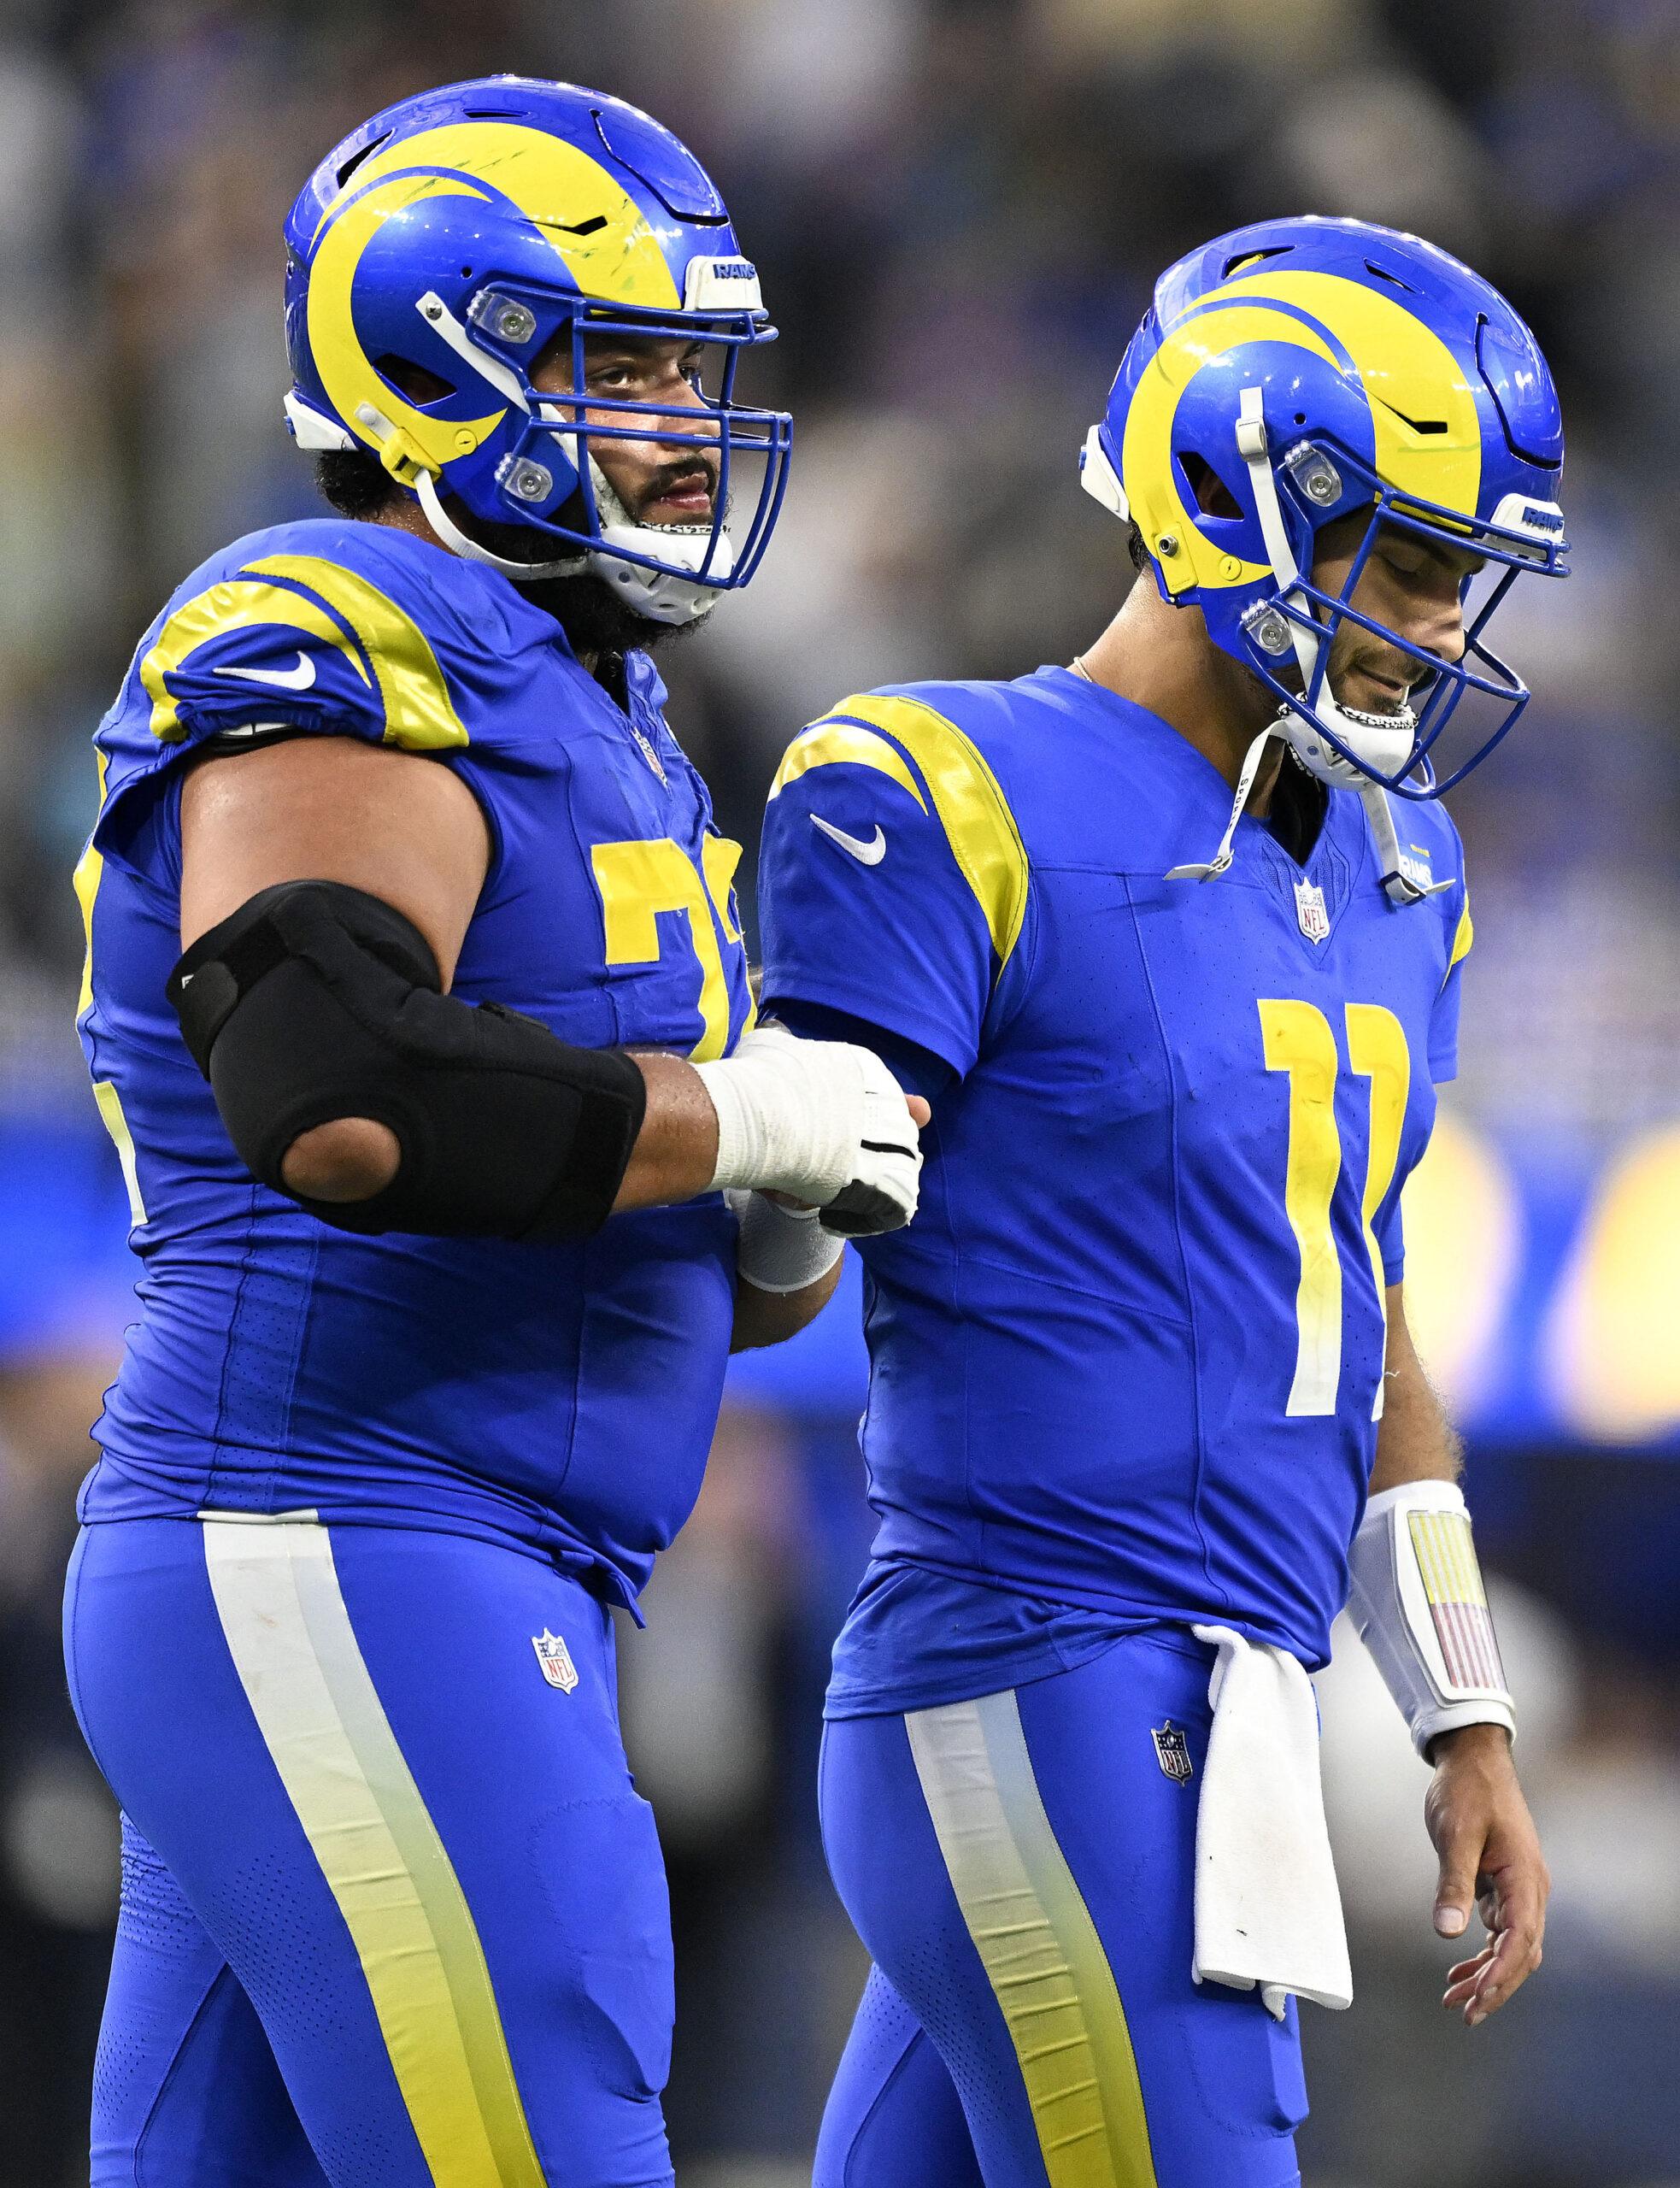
[[531, 332, 718, 529], [1309, 510, 1483, 717]]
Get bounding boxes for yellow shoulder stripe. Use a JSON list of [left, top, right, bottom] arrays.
[[141, 580, 370, 743], [1448, 897, 1473, 974], [782, 694, 1029, 968], [247, 557, 467, 751], [770, 721, 928, 812], [138, 557, 467, 751]]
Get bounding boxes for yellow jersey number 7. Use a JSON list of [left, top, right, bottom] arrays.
[[590, 836, 753, 1064], [1259, 998, 1411, 1422]]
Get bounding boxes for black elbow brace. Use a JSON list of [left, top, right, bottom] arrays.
[[167, 881, 646, 1240]]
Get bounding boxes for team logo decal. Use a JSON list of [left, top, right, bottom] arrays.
[[1294, 879, 1331, 944], [532, 1629, 579, 1691], [1152, 1720, 1194, 1785]]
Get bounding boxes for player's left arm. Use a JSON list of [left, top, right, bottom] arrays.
[[1368, 1285, 1549, 2027], [728, 1223, 846, 1352]]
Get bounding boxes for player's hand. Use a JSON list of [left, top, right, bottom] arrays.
[[818, 1044, 929, 1237], [1424, 1720, 1548, 2026], [694, 1023, 928, 1235]]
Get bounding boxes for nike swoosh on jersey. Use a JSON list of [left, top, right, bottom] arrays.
[[811, 813, 886, 866], [213, 652, 318, 691]]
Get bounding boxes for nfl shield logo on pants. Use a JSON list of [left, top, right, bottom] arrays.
[[532, 1629, 579, 1692], [1152, 1720, 1194, 1785], [1294, 879, 1331, 944]]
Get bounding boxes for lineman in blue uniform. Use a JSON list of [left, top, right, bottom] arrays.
[[758, 221, 1565, 2188], [66, 79, 925, 2187]]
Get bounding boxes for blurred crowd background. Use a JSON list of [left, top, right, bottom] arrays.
[[3, 0, 1679, 2182]]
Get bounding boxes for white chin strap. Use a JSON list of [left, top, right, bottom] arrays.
[[1234, 386, 1417, 787], [1167, 388, 1448, 907], [355, 404, 731, 623], [1356, 764, 1454, 904], [413, 467, 585, 579], [1166, 725, 1275, 885], [584, 464, 734, 626]]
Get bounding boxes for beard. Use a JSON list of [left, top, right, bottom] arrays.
[[514, 568, 702, 657], [463, 456, 721, 658]]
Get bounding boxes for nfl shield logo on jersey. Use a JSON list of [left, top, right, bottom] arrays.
[[1293, 879, 1331, 944], [532, 1629, 579, 1692], [630, 725, 668, 785], [1152, 1720, 1194, 1785]]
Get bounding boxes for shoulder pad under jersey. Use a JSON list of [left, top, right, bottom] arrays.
[[123, 519, 544, 764]]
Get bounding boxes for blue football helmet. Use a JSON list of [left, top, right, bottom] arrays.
[[1080, 217, 1567, 802], [283, 76, 792, 622]]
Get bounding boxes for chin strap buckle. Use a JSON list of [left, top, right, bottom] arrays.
[[354, 403, 438, 490]]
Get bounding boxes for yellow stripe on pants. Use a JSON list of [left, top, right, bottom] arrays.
[[203, 1517, 546, 2187], [907, 1691, 1158, 2188]]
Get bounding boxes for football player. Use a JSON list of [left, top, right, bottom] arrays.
[[66, 78, 924, 2188], [757, 219, 1564, 2187]]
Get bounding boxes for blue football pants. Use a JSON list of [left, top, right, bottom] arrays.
[[63, 1515, 676, 2188], [815, 1629, 1309, 2188]]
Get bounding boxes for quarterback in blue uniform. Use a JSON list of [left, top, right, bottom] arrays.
[[67, 79, 925, 2188], [759, 221, 1564, 2187]]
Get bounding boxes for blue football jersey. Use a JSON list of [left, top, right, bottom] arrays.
[[758, 669, 1471, 1687], [75, 518, 755, 1605]]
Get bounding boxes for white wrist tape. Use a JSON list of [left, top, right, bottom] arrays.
[[1346, 1479, 1515, 1758], [694, 1023, 861, 1202], [725, 1188, 845, 1295], [693, 1023, 923, 1235]]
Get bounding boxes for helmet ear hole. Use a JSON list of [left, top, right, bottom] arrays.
[[374, 355, 455, 407], [1180, 452, 1243, 522]]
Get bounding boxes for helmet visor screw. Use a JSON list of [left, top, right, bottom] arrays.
[[1283, 441, 1343, 508], [467, 290, 540, 345], [1241, 601, 1294, 656], [496, 455, 555, 503], [1157, 533, 1179, 558]]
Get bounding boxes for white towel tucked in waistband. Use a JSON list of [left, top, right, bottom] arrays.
[[1189, 1623, 1353, 2020]]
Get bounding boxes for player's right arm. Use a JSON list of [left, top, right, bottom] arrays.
[[178, 734, 924, 1238], [756, 690, 1030, 1109]]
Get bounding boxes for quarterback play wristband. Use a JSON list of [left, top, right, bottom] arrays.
[[725, 1189, 845, 1296], [1346, 1479, 1515, 1758]]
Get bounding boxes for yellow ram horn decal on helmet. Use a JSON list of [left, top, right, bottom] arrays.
[[308, 175, 508, 472], [1201, 271, 1483, 511], [1122, 273, 1483, 598], [314, 121, 680, 311], [1122, 303, 1325, 597]]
